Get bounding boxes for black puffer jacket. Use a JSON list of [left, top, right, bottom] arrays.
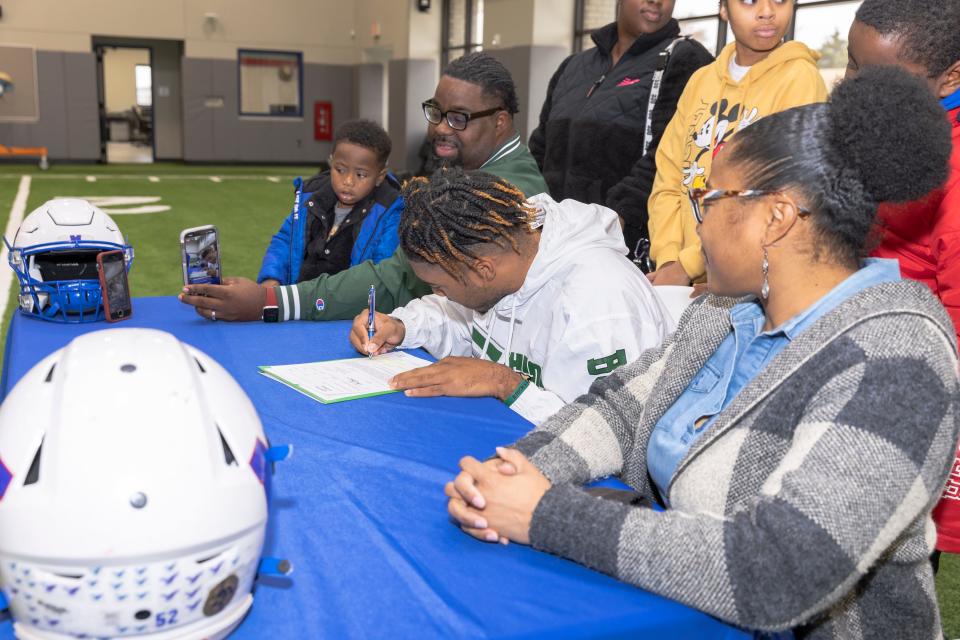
[[528, 20, 712, 256]]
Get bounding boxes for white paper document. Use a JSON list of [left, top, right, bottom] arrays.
[[258, 351, 432, 404]]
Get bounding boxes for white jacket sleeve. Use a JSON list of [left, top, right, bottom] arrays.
[[509, 307, 670, 426], [389, 294, 474, 358]]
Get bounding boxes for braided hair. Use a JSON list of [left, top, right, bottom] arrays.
[[399, 167, 536, 280]]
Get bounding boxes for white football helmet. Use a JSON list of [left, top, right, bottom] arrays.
[[7, 198, 133, 323], [0, 329, 272, 639]]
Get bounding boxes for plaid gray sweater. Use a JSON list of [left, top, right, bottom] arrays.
[[513, 280, 960, 638]]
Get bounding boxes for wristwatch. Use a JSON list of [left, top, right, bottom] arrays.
[[262, 287, 279, 323]]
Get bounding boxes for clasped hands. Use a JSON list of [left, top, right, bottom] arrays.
[[348, 311, 552, 543], [444, 447, 551, 546]]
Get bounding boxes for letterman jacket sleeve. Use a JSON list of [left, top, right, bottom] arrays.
[[273, 248, 433, 321]]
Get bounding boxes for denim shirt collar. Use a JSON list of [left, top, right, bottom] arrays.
[[728, 258, 902, 342]]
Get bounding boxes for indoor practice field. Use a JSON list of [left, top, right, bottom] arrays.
[[0, 160, 958, 638]]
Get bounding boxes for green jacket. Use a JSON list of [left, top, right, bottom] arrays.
[[274, 135, 548, 321]]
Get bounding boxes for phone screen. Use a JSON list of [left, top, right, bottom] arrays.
[[183, 228, 221, 285], [100, 251, 131, 320]]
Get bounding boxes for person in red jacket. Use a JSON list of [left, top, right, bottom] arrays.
[[848, 0, 960, 565]]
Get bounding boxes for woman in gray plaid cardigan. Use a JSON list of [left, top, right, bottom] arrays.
[[445, 68, 960, 638]]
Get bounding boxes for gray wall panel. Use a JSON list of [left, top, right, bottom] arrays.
[[302, 63, 354, 163], [388, 58, 438, 173], [387, 59, 408, 171], [0, 50, 104, 161], [35, 51, 69, 158], [210, 58, 238, 160], [355, 63, 384, 126], [487, 48, 530, 139], [182, 58, 354, 163], [152, 41, 184, 160], [488, 45, 567, 143], [0, 123, 17, 147], [526, 45, 568, 143], [181, 58, 215, 161], [63, 52, 100, 159]]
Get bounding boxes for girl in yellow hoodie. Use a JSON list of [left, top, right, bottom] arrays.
[[647, 0, 828, 285]]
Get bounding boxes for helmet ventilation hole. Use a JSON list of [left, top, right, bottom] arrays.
[[218, 427, 237, 466], [24, 440, 42, 486]]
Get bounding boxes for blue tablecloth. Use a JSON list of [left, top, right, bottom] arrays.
[[0, 297, 748, 639]]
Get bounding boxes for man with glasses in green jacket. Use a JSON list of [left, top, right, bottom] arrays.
[[179, 52, 548, 323]]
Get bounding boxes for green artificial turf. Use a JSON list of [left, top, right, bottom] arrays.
[[1, 164, 317, 296], [0, 163, 317, 365], [939, 551, 960, 639], [0, 178, 21, 366]]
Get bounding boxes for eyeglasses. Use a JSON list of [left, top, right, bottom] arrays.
[[422, 101, 503, 131], [688, 188, 812, 224]]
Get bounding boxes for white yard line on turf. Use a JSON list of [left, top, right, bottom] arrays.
[[209, 176, 222, 183], [85, 176, 97, 182], [0, 176, 32, 322], [267, 177, 280, 183], [148, 176, 160, 182]]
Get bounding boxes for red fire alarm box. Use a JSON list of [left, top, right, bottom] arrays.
[[314, 101, 333, 141]]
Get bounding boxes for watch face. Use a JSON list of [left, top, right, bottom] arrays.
[[263, 306, 280, 323]]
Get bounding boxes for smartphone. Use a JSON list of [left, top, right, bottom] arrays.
[[97, 249, 132, 322], [180, 225, 221, 286]]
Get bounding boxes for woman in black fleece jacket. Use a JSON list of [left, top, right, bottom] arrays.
[[528, 0, 712, 262]]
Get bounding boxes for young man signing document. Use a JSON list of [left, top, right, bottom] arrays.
[[349, 167, 672, 425]]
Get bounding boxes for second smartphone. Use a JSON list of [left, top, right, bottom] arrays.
[[180, 225, 221, 286], [97, 249, 132, 322]]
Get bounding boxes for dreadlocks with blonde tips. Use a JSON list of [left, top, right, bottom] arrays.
[[400, 167, 537, 280]]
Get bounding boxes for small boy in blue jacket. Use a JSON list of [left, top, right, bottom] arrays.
[[258, 119, 403, 286]]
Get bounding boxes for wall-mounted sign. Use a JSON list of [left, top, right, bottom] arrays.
[[314, 101, 333, 141]]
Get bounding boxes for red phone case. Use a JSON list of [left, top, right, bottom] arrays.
[[97, 250, 132, 322]]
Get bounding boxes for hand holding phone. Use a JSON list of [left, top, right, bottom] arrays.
[[180, 225, 221, 286], [97, 250, 132, 322]]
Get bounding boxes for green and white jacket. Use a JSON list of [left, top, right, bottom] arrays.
[[390, 193, 674, 425]]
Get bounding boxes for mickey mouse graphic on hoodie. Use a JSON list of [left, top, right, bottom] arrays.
[[648, 40, 828, 282]]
